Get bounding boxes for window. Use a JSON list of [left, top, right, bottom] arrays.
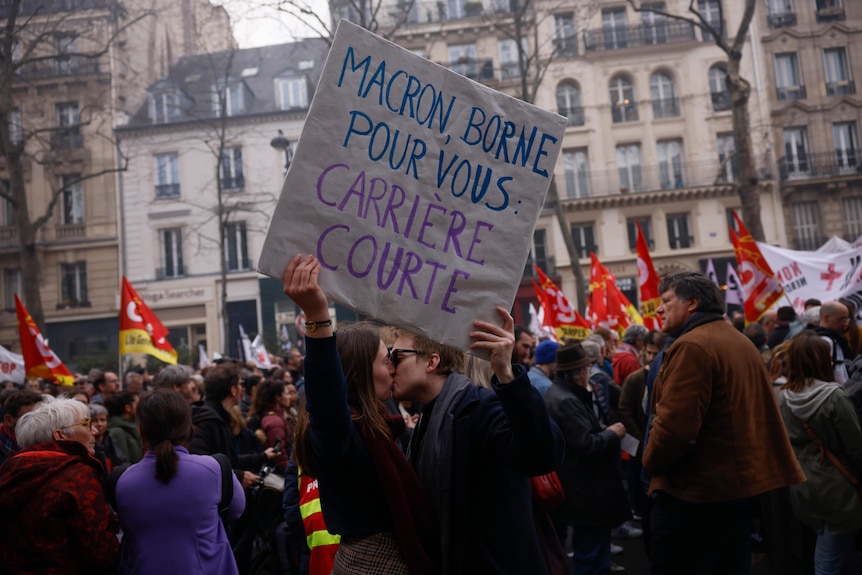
[[766, 0, 796, 27], [667, 213, 693, 249], [0, 181, 13, 227], [627, 217, 653, 252], [2, 268, 20, 311], [215, 81, 245, 117], [602, 8, 628, 49], [709, 64, 730, 111], [791, 201, 820, 251], [833, 122, 859, 171], [554, 13, 577, 56], [154, 153, 180, 198], [657, 139, 684, 189], [55, 35, 77, 75], [610, 76, 638, 123], [498, 39, 522, 80], [60, 262, 87, 307], [726, 207, 741, 238], [616, 144, 643, 193], [276, 76, 308, 110], [782, 127, 810, 177], [161, 228, 184, 278], [527, 228, 551, 275], [61, 174, 84, 225], [650, 72, 679, 118], [641, 3, 668, 44], [225, 221, 249, 271], [844, 197, 862, 240], [448, 44, 478, 79], [815, 0, 845, 23], [698, 0, 723, 41], [54, 102, 81, 147], [563, 149, 589, 198], [556, 82, 584, 126], [774, 53, 804, 100], [8, 108, 21, 145], [717, 133, 738, 182], [150, 91, 180, 124], [824, 48, 854, 96], [570, 223, 597, 258], [221, 147, 244, 190], [447, 0, 467, 19]]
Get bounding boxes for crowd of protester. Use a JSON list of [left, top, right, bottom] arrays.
[[1, 264, 861, 575]]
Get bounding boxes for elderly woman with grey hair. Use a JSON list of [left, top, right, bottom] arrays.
[[0, 397, 120, 573], [153, 364, 196, 402], [89, 402, 128, 472]]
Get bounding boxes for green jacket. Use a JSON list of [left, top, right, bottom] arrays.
[[107, 416, 143, 464], [779, 380, 862, 534]]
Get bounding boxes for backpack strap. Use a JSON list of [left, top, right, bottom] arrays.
[[212, 453, 233, 517], [105, 462, 131, 510]]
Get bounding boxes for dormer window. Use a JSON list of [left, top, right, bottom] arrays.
[[276, 75, 308, 110], [214, 80, 248, 117], [150, 91, 181, 124]]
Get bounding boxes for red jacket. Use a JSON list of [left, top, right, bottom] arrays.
[[612, 343, 641, 386], [0, 439, 119, 574]]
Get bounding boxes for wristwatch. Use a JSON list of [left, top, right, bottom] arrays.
[[305, 319, 332, 333]]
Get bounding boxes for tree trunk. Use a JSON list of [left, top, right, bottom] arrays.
[[727, 39, 764, 242], [548, 179, 587, 315], [9, 153, 46, 331]]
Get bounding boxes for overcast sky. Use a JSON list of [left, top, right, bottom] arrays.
[[216, 1, 328, 48]]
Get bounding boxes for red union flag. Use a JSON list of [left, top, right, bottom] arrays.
[[635, 222, 662, 331], [533, 266, 591, 341], [731, 211, 785, 323], [590, 253, 643, 334], [120, 277, 177, 364], [15, 294, 75, 385]]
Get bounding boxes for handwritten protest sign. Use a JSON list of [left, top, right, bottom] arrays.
[[258, 20, 567, 351]]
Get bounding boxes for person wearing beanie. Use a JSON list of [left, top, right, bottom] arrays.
[[528, 340, 561, 396]]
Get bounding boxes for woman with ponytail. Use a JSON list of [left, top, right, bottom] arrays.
[[113, 389, 245, 574]]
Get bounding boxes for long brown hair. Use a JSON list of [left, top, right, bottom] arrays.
[[781, 331, 835, 392], [293, 322, 391, 477], [137, 389, 194, 483]]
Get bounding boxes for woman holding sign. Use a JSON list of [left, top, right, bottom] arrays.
[[284, 254, 438, 575]]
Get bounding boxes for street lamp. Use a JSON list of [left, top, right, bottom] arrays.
[[270, 129, 292, 176]]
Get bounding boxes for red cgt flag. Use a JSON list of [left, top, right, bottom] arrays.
[[15, 294, 75, 386], [730, 211, 785, 324], [635, 222, 662, 331], [533, 266, 591, 341], [120, 277, 177, 364], [590, 253, 643, 334]]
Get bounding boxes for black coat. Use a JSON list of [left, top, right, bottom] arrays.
[[544, 379, 631, 527], [189, 400, 267, 481]]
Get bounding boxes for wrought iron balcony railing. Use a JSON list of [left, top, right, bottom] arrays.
[[156, 265, 185, 280], [611, 102, 639, 123], [584, 20, 695, 52], [559, 106, 585, 127], [779, 151, 862, 181], [826, 80, 855, 97], [652, 97, 680, 119], [155, 183, 181, 198], [776, 84, 806, 101], [767, 11, 797, 28]]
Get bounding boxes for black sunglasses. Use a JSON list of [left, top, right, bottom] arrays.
[[388, 348, 421, 367]]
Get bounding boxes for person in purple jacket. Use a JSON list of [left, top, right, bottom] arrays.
[[114, 389, 245, 575]]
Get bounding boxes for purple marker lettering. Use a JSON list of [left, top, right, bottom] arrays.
[[443, 210, 466, 258], [317, 224, 349, 270], [382, 183, 406, 234], [466, 221, 494, 265], [317, 164, 349, 207], [402, 194, 421, 239], [423, 259, 447, 305], [441, 269, 470, 314], [346, 235, 377, 278], [365, 177, 388, 225], [397, 252, 422, 299], [417, 202, 446, 250], [377, 242, 403, 290]]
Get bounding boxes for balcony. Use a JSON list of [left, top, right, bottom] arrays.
[[51, 131, 83, 149], [56, 298, 91, 310], [228, 258, 253, 272], [0, 0, 110, 18], [500, 62, 521, 80], [156, 265, 185, 280], [611, 101, 639, 124], [652, 97, 680, 119], [711, 91, 731, 111], [0, 226, 17, 243], [445, 58, 495, 82], [559, 158, 752, 201], [815, 5, 845, 23], [56, 224, 86, 240], [767, 12, 797, 28], [553, 36, 578, 57], [155, 183, 181, 198], [779, 151, 862, 181], [381, 0, 499, 25], [584, 20, 695, 52], [17, 58, 101, 81], [826, 80, 856, 97], [559, 106, 585, 127], [700, 20, 726, 42], [776, 84, 806, 101], [221, 176, 245, 191]]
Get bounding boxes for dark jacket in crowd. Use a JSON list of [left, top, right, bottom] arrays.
[[190, 399, 267, 481], [545, 378, 631, 528]]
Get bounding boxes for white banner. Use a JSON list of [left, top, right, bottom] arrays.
[[757, 242, 862, 315], [0, 344, 25, 384], [258, 20, 566, 351]]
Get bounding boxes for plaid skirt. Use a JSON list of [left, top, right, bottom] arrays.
[[331, 532, 411, 575]]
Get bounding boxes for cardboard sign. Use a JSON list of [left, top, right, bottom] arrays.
[[258, 20, 566, 350]]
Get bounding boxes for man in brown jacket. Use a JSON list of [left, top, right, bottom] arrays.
[[643, 271, 804, 575]]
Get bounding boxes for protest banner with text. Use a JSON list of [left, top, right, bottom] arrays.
[[258, 20, 567, 350]]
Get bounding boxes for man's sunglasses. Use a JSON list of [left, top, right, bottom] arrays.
[[388, 348, 421, 368]]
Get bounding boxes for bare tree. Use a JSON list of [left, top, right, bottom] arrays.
[[627, 0, 764, 241], [0, 1, 149, 332]]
